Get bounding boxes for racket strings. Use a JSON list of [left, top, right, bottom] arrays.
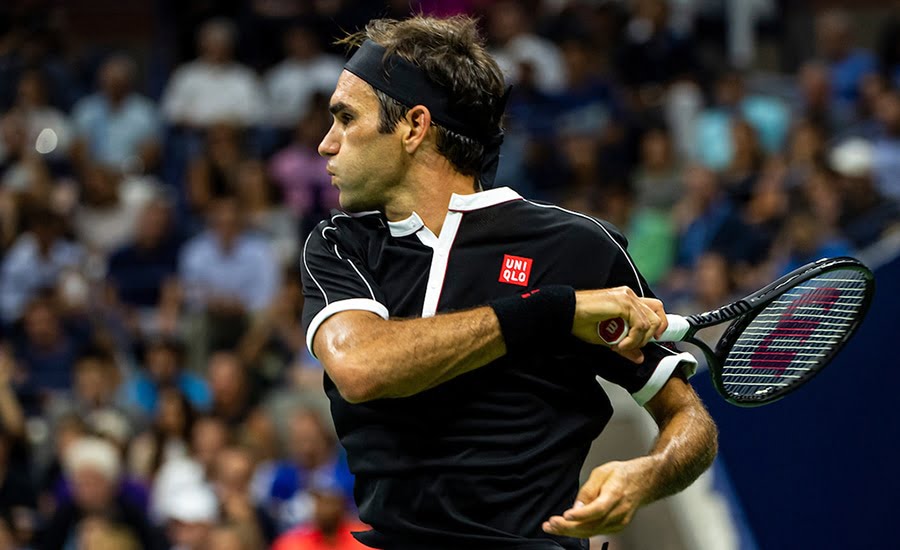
[[720, 269, 869, 400]]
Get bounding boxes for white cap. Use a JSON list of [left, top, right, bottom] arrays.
[[64, 436, 122, 481], [164, 483, 219, 524], [830, 138, 873, 178]]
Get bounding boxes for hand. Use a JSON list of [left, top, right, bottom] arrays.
[[542, 458, 658, 537], [572, 287, 668, 363]]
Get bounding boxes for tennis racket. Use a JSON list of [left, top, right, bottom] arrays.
[[597, 257, 875, 406]]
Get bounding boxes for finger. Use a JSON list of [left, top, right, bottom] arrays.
[[644, 298, 669, 338], [612, 345, 644, 364], [564, 490, 621, 522], [543, 515, 615, 538]]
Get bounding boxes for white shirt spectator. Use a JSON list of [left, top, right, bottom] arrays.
[[491, 34, 567, 94], [161, 61, 267, 127], [179, 231, 280, 312], [0, 234, 83, 322], [265, 54, 343, 127]]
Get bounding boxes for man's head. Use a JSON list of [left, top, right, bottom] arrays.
[[64, 436, 122, 513], [816, 10, 853, 61], [207, 195, 243, 247], [198, 18, 236, 64], [144, 335, 185, 384], [99, 55, 136, 103], [318, 16, 506, 212]]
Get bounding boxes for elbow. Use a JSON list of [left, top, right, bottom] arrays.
[[325, 353, 384, 404]]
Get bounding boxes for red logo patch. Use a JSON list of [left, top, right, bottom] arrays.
[[499, 254, 533, 287]]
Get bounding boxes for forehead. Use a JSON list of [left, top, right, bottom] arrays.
[[330, 70, 380, 113]]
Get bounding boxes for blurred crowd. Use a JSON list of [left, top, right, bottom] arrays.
[[0, 0, 898, 549]]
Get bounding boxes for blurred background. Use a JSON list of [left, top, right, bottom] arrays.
[[0, 0, 897, 548]]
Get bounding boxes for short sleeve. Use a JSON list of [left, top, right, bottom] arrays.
[[301, 220, 389, 357], [582, 219, 698, 406], [590, 343, 697, 407]]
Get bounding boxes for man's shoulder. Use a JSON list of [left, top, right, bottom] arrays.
[[307, 211, 385, 246], [505, 198, 628, 247]]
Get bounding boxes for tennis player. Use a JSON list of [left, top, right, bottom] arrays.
[[301, 15, 718, 550]]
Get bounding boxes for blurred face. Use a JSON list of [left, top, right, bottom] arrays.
[[99, 60, 132, 102], [209, 199, 242, 244], [640, 129, 671, 168], [157, 389, 187, 435], [71, 467, 117, 512], [695, 254, 730, 305], [213, 448, 254, 496], [876, 92, 900, 133], [146, 344, 179, 383], [236, 160, 269, 206], [192, 418, 228, 468], [200, 25, 234, 63], [17, 73, 46, 107], [167, 520, 211, 550], [288, 412, 332, 468], [136, 201, 170, 247], [313, 492, 346, 533], [24, 303, 61, 348], [207, 353, 244, 404], [318, 71, 407, 213], [816, 14, 850, 60], [285, 27, 318, 59], [74, 360, 112, 405], [204, 528, 244, 550]]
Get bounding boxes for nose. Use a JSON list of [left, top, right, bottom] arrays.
[[318, 123, 339, 157]]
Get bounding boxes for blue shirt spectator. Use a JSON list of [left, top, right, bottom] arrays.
[[121, 337, 210, 417], [0, 211, 82, 324], [179, 196, 280, 313], [71, 55, 162, 171]]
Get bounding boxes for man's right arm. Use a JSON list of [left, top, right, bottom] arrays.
[[313, 284, 665, 404]]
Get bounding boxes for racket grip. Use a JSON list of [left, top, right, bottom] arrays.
[[597, 314, 691, 345]]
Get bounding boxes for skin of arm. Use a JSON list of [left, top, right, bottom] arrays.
[[313, 286, 666, 404], [542, 373, 719, 537]]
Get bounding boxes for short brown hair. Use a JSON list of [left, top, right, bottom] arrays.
[[340, 16, 506, 182]]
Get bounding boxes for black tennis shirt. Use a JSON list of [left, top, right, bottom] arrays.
[[301, 187, 696, 549]]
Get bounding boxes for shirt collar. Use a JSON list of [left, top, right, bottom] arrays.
[[386, 187, 522, 237]]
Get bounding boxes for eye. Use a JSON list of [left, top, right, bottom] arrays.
[[339, 113, 353, 125]]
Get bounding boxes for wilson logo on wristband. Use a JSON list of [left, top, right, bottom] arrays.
[[499, 254, 533, 286]]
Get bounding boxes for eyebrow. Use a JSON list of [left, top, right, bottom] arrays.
[[329, 102, 355, 116]]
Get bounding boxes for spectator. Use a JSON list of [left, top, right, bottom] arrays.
[[271, 471, 368, 550], [235, 158, 299, 267], [179, 195, 280, 315], [815, 10, 878, 119], [261, 408, 353, 534], [0, 209, 82, 323], [37, 436, 164, 549], [9, 295, 91, 408], [10, 68, 73, 163], [202, 521, 260, 550], [160, 482, 219, 550], [265, 23, 343, 129], [487, 0, 566, 95], [74, 516, 141, 550], [693, 70, 790, 172], [44, 347, 136, 451], [123, 337, 210, 418], [207, 352, 259, 428], [872, 88, 900, 202], [829, 138, 900, 247], [211, 445, 275, 545], [71, 54, 162, 174], [161, 18, 267, 128], [72, 164, 158, 258], [238, 271, 305, 389], [0, 347, 36, 548], [128, 386, 196, 483], [775, 209, 853, 275], [0, 110, 54, 197], [186, 123, 247, 216], [106, 196, 182, 312]]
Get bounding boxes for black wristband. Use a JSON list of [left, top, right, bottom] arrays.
[[489, 285, 576, 357]]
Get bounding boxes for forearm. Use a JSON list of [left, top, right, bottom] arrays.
[[314, 307, 506, 403], [0, 385, 25, 437], [642, 392, 718, 502]]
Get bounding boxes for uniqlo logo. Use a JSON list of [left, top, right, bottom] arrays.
[[498, 254, 533, 286]]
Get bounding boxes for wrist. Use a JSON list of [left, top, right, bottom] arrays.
[[489, 285, 576, 357]]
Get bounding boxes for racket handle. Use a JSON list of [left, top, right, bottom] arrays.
[[597, 314, 691, 345]]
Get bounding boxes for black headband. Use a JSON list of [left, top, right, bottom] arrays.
[[343, 39, 510, 189]]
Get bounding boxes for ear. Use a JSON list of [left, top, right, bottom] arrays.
[[401, 105, 432, 154]]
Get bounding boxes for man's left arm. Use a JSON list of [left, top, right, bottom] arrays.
[[543, 373, 718, 537]]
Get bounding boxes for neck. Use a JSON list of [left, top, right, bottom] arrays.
[[383, 161, 477, 235]]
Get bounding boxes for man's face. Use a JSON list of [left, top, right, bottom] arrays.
[[318, 71, 407, 213]]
